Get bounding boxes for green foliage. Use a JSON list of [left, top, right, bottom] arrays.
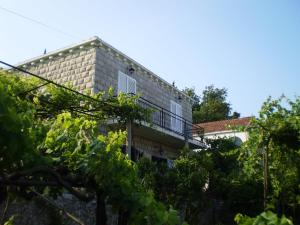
[[235, 211, 293, 225], [0, 72, 48, 173], [130, 191, 184, 225], [182, 87, 200, 105], [42, 111, 183, 224], [207, 138, 256, 199], [0, 71, 183, 225], [206, 137, 263, 223], [189, 85, 240, 123], [3, 70, 299, 225], [43, 112, 98, 170], [240, 97, 300, 221], [137, 148, 211, 224], [138, 139, 261, 224], [4, 215, 16, 225]]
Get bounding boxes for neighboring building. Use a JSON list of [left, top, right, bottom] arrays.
[[15, 36, 204, 160], [195, 117, 252, 146]]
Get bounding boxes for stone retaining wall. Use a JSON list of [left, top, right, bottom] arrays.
[[0, 194, 118, 225]]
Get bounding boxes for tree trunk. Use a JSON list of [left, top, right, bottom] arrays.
[[0, 189, 9, 225], [263, 146, 269, 210], [96, 192, 107, 225], [118, 209, 129, 225], [126, 121, 132, 160]]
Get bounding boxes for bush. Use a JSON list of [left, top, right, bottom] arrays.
[[235, 211, 293, 225]]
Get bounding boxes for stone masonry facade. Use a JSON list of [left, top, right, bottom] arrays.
[[20, 45, 96, 92], [17, 37, 193, 121], [93, 46, 193, 122], [16, 36, 196, 159]]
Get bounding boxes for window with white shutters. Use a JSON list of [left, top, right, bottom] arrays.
[[118, 71, 127, 93], [118, 71, 136, 95], [127, 76, 136, 94], [170, 100, 182, 133], [170, 101, 177, 131], [176, 104, 182, 132]]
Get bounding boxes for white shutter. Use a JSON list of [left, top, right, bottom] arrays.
[[170, 100, 177, 131], [176, 104, 182, 132], [118, 71, 136, 95], [170, 100, 182, 133], [118, 71, 127, 94], [127, 76, 136, 94]]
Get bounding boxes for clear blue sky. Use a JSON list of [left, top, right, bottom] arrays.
[[1, 0, 299, 117]]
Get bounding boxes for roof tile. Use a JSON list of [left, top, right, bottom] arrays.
[[196, 117, 253, 134]]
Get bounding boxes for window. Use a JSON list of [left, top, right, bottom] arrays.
[[170, 100, 182, 133], [118, 71, 136, 94]]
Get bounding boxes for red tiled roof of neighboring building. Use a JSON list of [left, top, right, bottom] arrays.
[[196, 117, 253, 134]]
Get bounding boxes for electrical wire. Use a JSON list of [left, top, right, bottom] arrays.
[[0, 5, 81, 39], [0, 60, 122, 121], [0, 60, 102, 104]]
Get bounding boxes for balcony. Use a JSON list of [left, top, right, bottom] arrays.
[[136, 97, 205, 148]]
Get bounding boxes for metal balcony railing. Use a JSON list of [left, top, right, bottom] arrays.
[[136, 96, 204, 145]]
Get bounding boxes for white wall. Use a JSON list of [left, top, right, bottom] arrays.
[[195, 130, 248, 146]]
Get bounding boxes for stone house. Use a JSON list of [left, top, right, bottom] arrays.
[[16, 36, 204, 160]]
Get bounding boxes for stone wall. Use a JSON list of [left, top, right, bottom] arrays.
[[15, 38, 195, 156], [94, 47, 193, 122], [133, 136, 178, 159], [16, 39, 193, 123], [0, 194, 118, 225], [19, 46, 96, 92]]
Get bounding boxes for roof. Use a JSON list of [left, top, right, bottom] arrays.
[[15, 36, 195, 104], [196, 117, 253, 134]]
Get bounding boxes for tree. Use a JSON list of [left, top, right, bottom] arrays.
[[206, 138, 263, 224], [0, 70, 185, 225], [239, 97, 300, 223], [137, 148, 211, 225], [188, 85, 240, 123], [182, 87, 200, 106], [137, 138, 261, 225], [136, 96, 299, 225]]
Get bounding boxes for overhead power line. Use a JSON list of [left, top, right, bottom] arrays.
[[0, 5, 81, 39], [0, 60, 117, 120], [0, 60, 99, 103]]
